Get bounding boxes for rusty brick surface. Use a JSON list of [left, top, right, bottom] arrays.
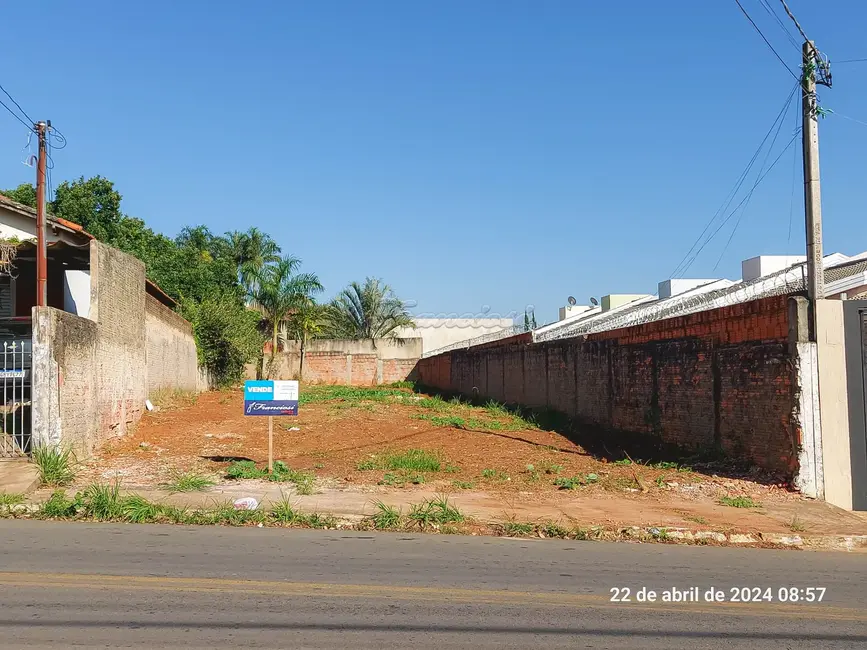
[[415, 296, 797, 474]]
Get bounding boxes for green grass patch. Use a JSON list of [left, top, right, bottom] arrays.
[[613, 458, 633, 466], [226, 460, 266, 479], [0, 492, 24, 508], [719, 496, 761, 509], [554, 473, 598, 490], [39, 489, 78, 519], [225, 460, 315, 494], [378, 471, 425, 486], [541, 521, 570, 538], [369, 500, 402, 530], [79, 482, 124, 519], [481, 468, 509, 481], [501, 520, 534, 536], [408, 496, 464, 528], [31, 445, 76, 487], [412, 413, 467, 428], [388, 380, 416, 390], [451, 480, 475, 489], [162, 470, 215, 493], [299, 386, 408, 405], [358, 449, 443, 474]]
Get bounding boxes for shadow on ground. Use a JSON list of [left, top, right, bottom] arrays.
[[413, 384, 788, 487]]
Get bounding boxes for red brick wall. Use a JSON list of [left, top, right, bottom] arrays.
[[298, 352, 420, 385], [416, 296, 798, 475]]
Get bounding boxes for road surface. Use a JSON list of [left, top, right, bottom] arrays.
[[0, 520, 864, 649]]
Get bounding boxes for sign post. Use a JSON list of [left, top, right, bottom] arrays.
[[243, 380, 299, 472]]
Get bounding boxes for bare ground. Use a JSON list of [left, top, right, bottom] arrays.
[[76, 387, 867, 536]]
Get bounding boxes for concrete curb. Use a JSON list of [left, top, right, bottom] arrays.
[[619, 526, 867, 551]]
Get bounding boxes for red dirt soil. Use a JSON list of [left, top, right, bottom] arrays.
[[84, 389, 797, 508]]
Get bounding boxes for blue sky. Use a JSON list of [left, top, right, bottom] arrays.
[[2, 1, 866, 323]]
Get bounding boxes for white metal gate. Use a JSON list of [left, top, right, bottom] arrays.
[[0, 335, 31, 457]]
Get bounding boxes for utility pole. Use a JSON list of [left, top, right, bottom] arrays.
[[802, 40, 824, 339], [35, 121, 48, 307]]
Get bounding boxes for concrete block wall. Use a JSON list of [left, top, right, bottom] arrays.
[[145, 294, 200, 394], [89, 241, 147, 439], [417, 296, 801, 476], [255, 338, 423, 385], [33, 240, 204, 456], [32, 307, 99, 454]]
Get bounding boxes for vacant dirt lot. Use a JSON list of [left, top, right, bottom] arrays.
[[84, 385, 792, 501]]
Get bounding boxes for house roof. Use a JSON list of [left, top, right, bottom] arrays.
[[0, 193, 95, 241], [0, 193, 178, 309], [535, 253, 867, 343]]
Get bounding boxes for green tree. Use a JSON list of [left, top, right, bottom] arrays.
[[181, 293, 263, 388], [523, 309, 536, 332], [227, 227, 281, 291], [250, 256, 323, 378], [51, 176, 122, 241], [282, 299, 328, 379], [0, 183, 37, 208], [326, 277, 414, 343]]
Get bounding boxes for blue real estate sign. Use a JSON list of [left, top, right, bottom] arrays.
[[243, 380, 299, 416]]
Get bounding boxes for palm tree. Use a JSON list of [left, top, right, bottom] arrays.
[[227, 227, 281, 293], [281, 299, 328, 379], [250, 256, 323, 378], [326, 277, 414, 343]]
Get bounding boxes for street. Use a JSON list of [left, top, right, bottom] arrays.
[[0, 520, 864, 649]]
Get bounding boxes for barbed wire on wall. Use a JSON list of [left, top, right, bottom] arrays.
[[535, 264, 809, 342], [421, 325, 527, 358]]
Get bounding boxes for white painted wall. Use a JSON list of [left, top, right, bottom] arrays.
[[558, 305, 592, 321], [63, 270, 91, 318], [815, 300, 853, 510], [657, 278, 719, 299], [742, 255, 806, 282], [395, 318, 514, 354]]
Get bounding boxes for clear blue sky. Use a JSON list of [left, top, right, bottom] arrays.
[[2, 1, 866, 323]]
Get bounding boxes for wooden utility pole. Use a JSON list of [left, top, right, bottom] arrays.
[[35, 121, 48, 307], [802, 40, 824, 338]]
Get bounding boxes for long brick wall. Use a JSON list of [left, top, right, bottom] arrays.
[[33, 241, 205, 456], [257, 338, 422, 385], [145, 294, 199, 394], [416, 296, 800, 475]]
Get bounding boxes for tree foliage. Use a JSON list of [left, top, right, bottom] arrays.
[[250, 256, 323, 377], [0, 175, 414, 384], [326, 277, 414, 341], [0, 183, 36, 208], [51, 176, 123, 242], [181, 294, 263, 387]]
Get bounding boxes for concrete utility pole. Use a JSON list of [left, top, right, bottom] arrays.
[[35, 121, 48, 307], [802, 40, 824, 338]]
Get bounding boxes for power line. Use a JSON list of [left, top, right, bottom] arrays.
[[777, 0, 830, 85], [733, 0, 800, 82], [670, 82, 799, 278], [685, 131, 801, 276], [786, 92, 799, 247], [0, 83, 34, 127], [777, 0, 810, 45], [827, 109, 867, 128], [758, 0, 800, 50], [834, 58, 867, 64], [713, 86, 797, 271], [0, 97, 34, 132]]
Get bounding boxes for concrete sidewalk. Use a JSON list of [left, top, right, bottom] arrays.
[[35, 479, 867, 549], [0, 461, 39, 495]]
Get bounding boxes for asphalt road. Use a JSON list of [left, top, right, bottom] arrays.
[[0, 521, 864, 649]]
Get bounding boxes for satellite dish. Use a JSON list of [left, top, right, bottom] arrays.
[[590, 297, 599, 306], [567, 296, 577, 306]]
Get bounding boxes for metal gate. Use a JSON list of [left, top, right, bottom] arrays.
[[0, 328, 31, 458], [843, 301, 867, 510]]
